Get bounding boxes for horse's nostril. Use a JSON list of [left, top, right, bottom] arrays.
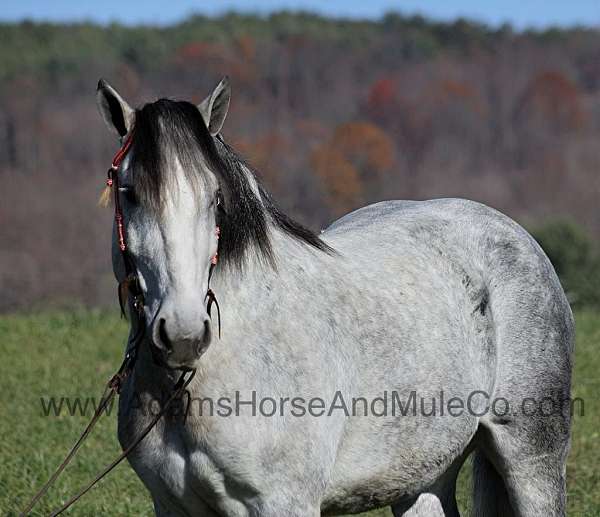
[[158, 318, 172, 350]]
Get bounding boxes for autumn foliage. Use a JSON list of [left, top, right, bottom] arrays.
[[1, 14, 600, 309], [311, 122, 395, 213]]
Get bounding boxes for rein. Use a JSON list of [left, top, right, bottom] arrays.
[[19, 130, 218, 515]]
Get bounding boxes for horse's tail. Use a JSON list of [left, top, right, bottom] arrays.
[[472, 448, 514, 517]]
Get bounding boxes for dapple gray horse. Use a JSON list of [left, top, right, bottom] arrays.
[[96, 77, 573, 516]]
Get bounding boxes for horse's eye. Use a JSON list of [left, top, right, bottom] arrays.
[[119, 186, 138, 206]]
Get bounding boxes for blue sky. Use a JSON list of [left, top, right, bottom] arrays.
[[2, 0, 599, 29]]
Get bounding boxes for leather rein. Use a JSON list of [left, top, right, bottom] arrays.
[[19, 131, 220, 515]]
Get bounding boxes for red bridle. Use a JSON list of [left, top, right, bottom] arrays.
[[107, 132, 134, 252]]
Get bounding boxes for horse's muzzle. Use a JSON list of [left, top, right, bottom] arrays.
[[151, 312, 212, 368]]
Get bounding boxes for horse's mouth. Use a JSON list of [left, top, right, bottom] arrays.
[[149, 332, 211, 371]]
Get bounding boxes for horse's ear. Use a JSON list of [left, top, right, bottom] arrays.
[[96, 79, 134, 137], [198, 77, 231, 136]]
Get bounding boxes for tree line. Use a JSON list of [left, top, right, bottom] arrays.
[[1, 12, 600, 310]]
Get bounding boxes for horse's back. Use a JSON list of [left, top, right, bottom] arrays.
[[324, 197, 534, 256], [322, 197, 571, 337]]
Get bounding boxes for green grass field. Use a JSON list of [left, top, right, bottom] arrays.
[[0, 309, 598, 516]]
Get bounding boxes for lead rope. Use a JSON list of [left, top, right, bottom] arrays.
[[47, 369, 196, 517], [18, 361, 128, 516], [18, 338, 143, 517]]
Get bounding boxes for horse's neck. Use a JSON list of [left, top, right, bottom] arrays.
[[212, 224, 324, 302]]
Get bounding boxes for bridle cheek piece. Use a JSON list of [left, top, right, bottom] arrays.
[[107, 132, 144, 322], [206, 226, 221, 338]]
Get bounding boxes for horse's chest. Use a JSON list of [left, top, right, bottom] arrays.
[[118, 392, 238, 515]]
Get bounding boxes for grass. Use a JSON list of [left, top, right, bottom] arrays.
[[0, 309, 598, 515]]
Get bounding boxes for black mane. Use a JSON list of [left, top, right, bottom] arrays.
[[129, 98, 331, 269]]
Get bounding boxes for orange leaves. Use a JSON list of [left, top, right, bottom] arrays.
[[311, 146, 362, 213], [311, 121, 395, 214], [330, 122, 396, 174]]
